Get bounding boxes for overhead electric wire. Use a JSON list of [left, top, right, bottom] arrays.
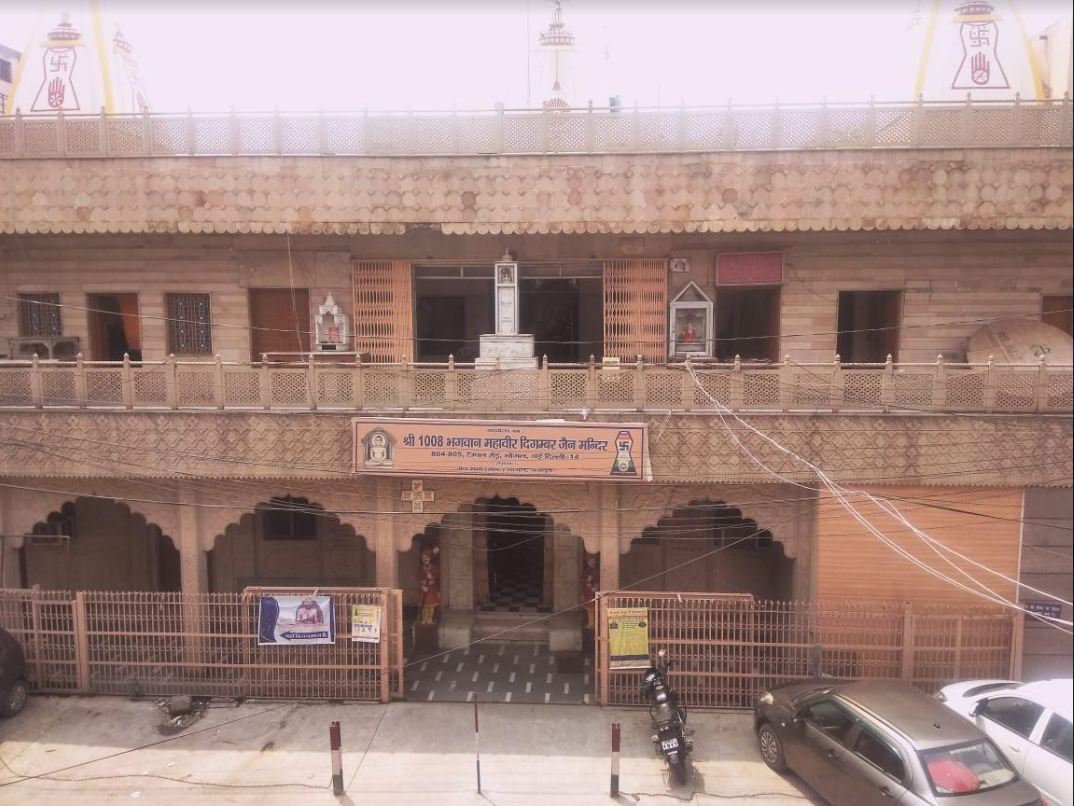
[[685, 361, 1074, 629]]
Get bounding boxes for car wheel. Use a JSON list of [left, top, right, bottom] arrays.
[[1, 679, 28, 717], [758, 722, 787, 772]]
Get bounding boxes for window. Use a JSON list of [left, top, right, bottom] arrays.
[[978, 696, 1045, 739], [165, 293, 212, 355], [853, 728, 905, 782], [801, 699, 856, 744], [1042, 295, 1073, 337], [715, 287, 780, 362], [17, 293, 63, 337], [1040, 714, 1073, 763], [0, 58, 13, 83], [263, 497, 317, 541], [920, 740, 1016, 795], [837, 290, 902, 363]]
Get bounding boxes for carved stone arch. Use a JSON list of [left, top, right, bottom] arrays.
[[391, 479, 597, 553], [618, 483, 808, 559], [13, 490, 181, 551]]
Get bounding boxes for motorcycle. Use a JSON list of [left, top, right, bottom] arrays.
[[641, 649, 692, 785]]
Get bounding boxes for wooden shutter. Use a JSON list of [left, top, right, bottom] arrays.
[[603, 259, 668, 362], [351, 260, 413, 363]]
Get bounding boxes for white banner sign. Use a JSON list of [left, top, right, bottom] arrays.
[[351, 605, 382, 644], [257, 595, 336, 646]]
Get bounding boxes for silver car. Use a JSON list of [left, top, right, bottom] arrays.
[[754, 680, 1043, 805]]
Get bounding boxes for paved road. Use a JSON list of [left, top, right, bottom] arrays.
[[0, 696, 822, 805]]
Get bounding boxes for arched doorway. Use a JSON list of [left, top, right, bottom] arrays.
[[208, 495, 374, 592], [622, 500, 793, 600], [21, 498, 180, 592], [478, 497, 550, 613]]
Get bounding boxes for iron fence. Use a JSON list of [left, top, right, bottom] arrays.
[[0, 587, 404, 702], [596, 593, 1020, 709], [0, 356, 1069, 415], [1, 98, 1070, 158]]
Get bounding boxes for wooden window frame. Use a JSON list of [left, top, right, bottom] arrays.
[[836, 289, 903, 364]]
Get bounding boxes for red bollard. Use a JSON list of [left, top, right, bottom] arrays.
[[329, 720, 344, 795], [611, 721, 621, 797], [474, 695, 482, 794]]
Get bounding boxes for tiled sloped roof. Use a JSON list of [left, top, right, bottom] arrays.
[[1, 149, 1071, 235]]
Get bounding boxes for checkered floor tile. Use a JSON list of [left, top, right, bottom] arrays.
[[479, 564, 551, 613], [405, 642, 590, 704]]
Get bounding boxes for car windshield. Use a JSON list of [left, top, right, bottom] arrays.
[[920, 740, 1017, 796]]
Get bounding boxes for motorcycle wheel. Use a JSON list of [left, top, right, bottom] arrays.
[[669, 758, 689, 785]]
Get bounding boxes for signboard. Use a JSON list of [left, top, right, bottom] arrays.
[[607, 607, 650, 669], [353, 418, 650, 482], [257, 595, 336, 645], [717, 252, 783, 285], [1023, 601, 1062, 622], [351, 605, 383, 643]]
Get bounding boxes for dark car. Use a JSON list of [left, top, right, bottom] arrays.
[[0, 627, 29, 717], [754, 680, 1042, 805]]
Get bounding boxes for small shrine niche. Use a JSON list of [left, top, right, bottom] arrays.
[[669, 281, 714, 358], [314, 293, 349, 351]]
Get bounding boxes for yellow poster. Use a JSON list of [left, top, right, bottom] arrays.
[[350, 604, 382, 644], [607, 607, 650, 669]]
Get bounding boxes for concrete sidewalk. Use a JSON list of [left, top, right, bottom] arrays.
[[0, 696, 820, 805]]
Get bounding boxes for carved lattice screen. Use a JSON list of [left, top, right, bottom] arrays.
[[351, 260, 413, 363], [603, 259, 668, 362]]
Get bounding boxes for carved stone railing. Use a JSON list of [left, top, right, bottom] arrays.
[[0, 356, 1070, 415], [1, 97, 1070, 158]]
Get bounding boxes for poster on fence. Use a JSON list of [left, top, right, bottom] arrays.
[[607, 607, 650, 669], [257, 595, 336, 645], [350, 604, 382, 643]]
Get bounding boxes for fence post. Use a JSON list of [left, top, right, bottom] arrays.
[[1009, 612, 1025, 680], [74, 591, 91, 693], [29, 585, 44, 689], [229, 106, 240, 155], [829, 355, 844, 412], [864, 96, 878, 147], [1034, 357, 1049, 412], [214, 354, 226, 410], [445, 355, 458, 410], [143, 109, 152, 156], [960, 93, 973, 145], [185, 107, 196, 154], [353, 355, 365, 411], [400, 359, 413, 411], [122, 353, 134, 409], [779, 355, 793, 411], [585, 102, 596, 152], [75, 352, 87, 408], [539, 354, 552, 410], [273, 107, 283, 155], [13, 108, 24, 156], [770, 100, 781, 149], [730, 354, 744, 409], [633, 356, 645, 411], [983, 355, 996, 413], [30, 354, 43, 409], [880, 354, 895, 410], [1010, 93, 1023, 146], [1059, 94, 1073, 147], [900, 602, 914, 681], [910, 96, 924, 147], [681, 359, 694, 411], [165, 354, 178, 409], [932, 355, 946, 411], [586, 355, 598, 411], [307, 353, 318, 411], [260, 355, 272, 410]]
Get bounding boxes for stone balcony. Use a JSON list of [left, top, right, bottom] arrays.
[[0, 356, 1070, 416]]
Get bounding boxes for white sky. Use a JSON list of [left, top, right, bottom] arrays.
[[3, 1, 1071, 111]]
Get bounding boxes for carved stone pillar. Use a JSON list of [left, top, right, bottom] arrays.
[[177, 483, 208, 595], [374, 476, 399, 588], [0, 489, 22, 588], [553, 524, 579, 609], [597, 485, 621, 591], [444, 509, 473, 611]]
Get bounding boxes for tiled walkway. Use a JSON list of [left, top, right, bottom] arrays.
[[405, 642, 591, 705]]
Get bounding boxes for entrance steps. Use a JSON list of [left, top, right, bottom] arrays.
[[471, 611, 550, 644]]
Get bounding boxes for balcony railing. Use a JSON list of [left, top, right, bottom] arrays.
[[1, 97, 1071, 159], [0, 356, 1070, 415]]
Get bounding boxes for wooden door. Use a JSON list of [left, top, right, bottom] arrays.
[[603, 259, 668, 362], [249, 288, 311, 361]]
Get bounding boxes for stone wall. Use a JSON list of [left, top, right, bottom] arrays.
[[1020, 488, 1074, 680], [1, 230, 1070, 364]]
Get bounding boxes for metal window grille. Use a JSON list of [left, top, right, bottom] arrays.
[[17, 293, 63, 337], [0, 59, 12, 83], [165, 293, 213, 355], [352, 260, 413, 363]]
